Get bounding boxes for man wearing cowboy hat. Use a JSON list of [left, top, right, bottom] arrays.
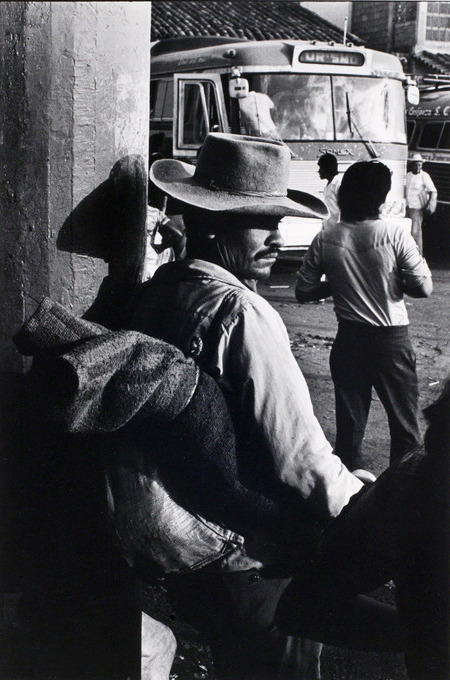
[[130, 134, 448, 680], [406, 152, 438, 254]]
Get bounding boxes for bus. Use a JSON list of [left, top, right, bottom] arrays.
[[407, 84, 450, 259], [150, 37, 417, 254]]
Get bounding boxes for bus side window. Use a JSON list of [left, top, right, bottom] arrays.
[[438, 122, 450, 150], [151, 80, 174, 121], [418, 122, 444, 149], [181, 81, 220, 146]]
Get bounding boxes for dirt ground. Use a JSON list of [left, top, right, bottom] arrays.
[[150, 259, 450, 680]]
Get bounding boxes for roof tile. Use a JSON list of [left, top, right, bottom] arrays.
[[415, 51, 450, 74], [151, 1, 363, 44]]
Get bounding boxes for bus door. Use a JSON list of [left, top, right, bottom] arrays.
[[173, 73, 229, 160]]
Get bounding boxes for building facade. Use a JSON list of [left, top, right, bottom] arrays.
[[350, 1, 450, 75]]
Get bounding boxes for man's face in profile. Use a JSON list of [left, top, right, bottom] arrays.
[[318, 162, 327, 180], [215, 215, 284, 281]]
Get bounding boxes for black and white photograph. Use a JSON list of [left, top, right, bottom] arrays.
[[0, 2, 449, 679]]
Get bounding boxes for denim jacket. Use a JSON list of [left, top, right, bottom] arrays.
[[132, 260, 363, 526], [14, 297, 244, 574]]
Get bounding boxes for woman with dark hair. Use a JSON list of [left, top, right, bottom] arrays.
[[296, 160, 433, 471]]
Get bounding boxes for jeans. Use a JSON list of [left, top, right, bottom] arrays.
[[330, 321, 422, 470], [407, 208, 424, 255], [166, 565, 293, 680], [165, 445, 449, 680]]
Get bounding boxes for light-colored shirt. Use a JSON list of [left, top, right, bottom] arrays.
[[239, 91, 281, 140], [406, 170, 437, 210], [132, 259, 363, 521], [297, 218, 431, 326], [323, 173, 342, 227]]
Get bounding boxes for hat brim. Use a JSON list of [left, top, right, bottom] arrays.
[[150, 159, 327, 219]]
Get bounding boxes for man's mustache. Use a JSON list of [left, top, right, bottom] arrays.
[[257, 247, 280, 259]]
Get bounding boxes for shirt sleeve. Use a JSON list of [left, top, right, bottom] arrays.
[[396, 227, 432, 288], [295, 233, 325, 294], [423, 171, 437, 194], [212, 295, 363, 519], [326, 179, 341, 225]]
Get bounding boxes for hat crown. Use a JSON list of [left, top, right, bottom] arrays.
[[149, 132, 327, 218], [410, 152, 423, 161], [193, 133, 291, 197]]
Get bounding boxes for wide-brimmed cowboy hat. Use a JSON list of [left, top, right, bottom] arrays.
[[150, 133, 327, 219]]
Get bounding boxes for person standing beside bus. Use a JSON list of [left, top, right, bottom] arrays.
[[296, 160, 433, 472], [318, 153, 342, 227], [406, 152, 438, 255]]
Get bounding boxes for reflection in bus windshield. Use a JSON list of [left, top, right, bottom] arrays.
[[242, 74, 406, 143], [334, 77, 405, 143]]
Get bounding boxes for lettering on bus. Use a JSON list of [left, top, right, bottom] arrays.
[[408, 105, 450, 118], [318, 147, 355, 156], [299, 50, 365, 66]]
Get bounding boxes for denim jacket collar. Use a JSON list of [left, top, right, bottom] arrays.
[[153, 259, 252, 292]]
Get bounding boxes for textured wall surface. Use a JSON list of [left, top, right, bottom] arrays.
[[351, 1, 392, 52], [0, 1, 151, 373]]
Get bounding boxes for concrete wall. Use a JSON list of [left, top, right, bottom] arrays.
[[0, 1, 151, 374], [0, 2, 151, 605]]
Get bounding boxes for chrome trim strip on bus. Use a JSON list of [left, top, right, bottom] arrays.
[[153, 65, 405, 78]]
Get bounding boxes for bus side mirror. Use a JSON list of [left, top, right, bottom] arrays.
[[229, 76, 249, 99], [407, 83, 420, 106]]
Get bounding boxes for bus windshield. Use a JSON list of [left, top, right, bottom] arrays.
[[333, 76, 405, 143], [243, 74, 406, 144]]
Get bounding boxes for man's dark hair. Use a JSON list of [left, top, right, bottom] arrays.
[[338, 161, 391, 222], [183, 206, 216, 258], [318, 153, 338, 174]]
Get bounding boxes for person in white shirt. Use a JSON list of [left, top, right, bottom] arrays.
[[296, 160, 432, 471], [406, 152, 437, 254], [318, 153, 342, 227]]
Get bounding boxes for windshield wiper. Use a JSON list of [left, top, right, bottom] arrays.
[[345, 92, 354, 136], [345, 92, 380, 159]]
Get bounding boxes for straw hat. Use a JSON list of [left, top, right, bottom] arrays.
[[150, 133, 327, 219], [409, 152, 424, 162]]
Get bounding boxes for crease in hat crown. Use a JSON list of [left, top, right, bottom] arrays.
[[149, 132, 327, 219], [193, 133, 290, 196]]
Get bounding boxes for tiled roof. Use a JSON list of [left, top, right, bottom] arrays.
[[413, 51, 450, 75], [151, 1, 363, 44]]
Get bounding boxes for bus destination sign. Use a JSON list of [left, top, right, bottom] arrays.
[[299, 50, 365, 66]]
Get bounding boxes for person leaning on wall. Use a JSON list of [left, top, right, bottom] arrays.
[[129, 134, 447, 680], [406, 152, 438, 255]]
